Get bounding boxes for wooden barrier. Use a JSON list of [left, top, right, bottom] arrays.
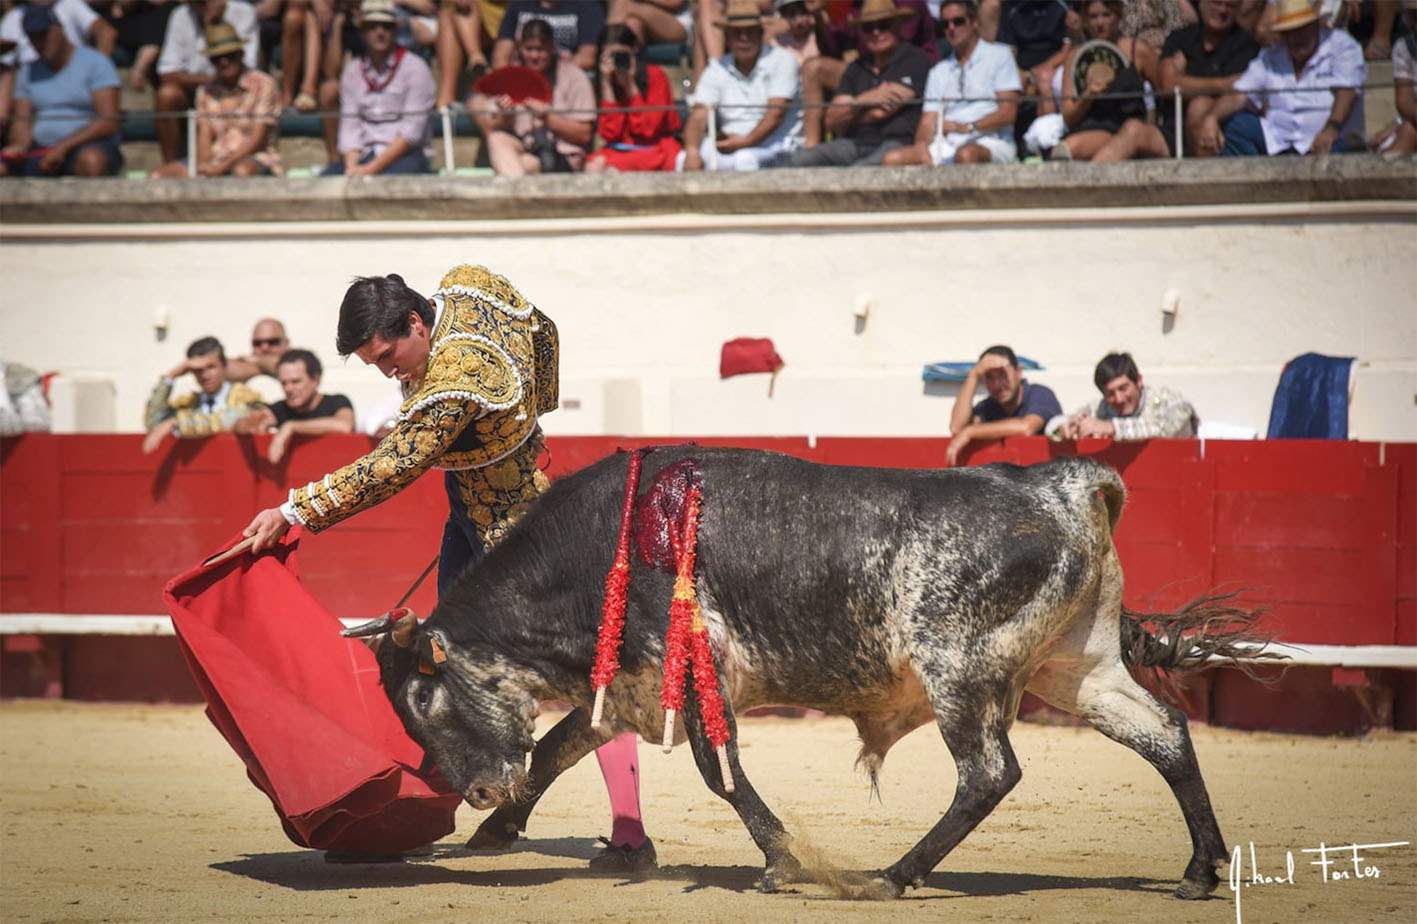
[[2, 433, 1413, 731]]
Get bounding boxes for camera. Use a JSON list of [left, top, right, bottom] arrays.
[[612, 51, 631, 70]]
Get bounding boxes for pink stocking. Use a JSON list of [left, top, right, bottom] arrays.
[[594, 731, 646, 847]]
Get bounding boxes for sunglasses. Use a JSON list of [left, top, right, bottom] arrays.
[[942, 15, 970, 28], [213, 51, 242, 63], [860, 20, 893, 34], [363, 21, 396, 32], [252, 338, 286, 348]]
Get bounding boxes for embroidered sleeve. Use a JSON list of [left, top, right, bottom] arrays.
[[288, 397, 475, 532], [144, 378, 176, 430], [172, 383, 266, 438]]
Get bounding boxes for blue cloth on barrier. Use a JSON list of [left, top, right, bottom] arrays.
[[1266, 353, 1354, 439], [922, 357, 1044, 382]]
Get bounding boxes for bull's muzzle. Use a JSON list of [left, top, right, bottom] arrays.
[[466, 786, 503, 811]]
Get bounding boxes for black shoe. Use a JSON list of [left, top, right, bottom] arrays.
[[587, 836, 657, 874]]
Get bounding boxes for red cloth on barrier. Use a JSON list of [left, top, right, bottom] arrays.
[[162, 531, 462, 852]]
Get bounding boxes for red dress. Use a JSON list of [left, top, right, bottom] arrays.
[[590, 64, 682, 172]]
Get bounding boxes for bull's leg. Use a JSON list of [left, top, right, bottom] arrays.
[[681, 689, 802, 892], [467, 707, 610, 849], [1027, 658, 1227, 899], [869, 674, 1024, 898]]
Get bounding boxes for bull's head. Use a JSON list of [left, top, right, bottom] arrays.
[[343, 609, 539, 811]]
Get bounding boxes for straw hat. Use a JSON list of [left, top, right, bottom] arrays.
[[360, 0, 399, 25], [716, 0, 766, 28], [1271, 0, 1319, 32], [202, 23, 247, 58], [851, 0, 913, 25]]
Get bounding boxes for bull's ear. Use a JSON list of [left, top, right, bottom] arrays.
[[417, 630, 449, 674]]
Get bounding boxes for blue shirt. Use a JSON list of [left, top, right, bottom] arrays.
[[15, 45, 120, 148], [972, 380, 1062, 426]]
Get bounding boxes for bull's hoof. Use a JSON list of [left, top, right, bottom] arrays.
[[857, 875, 905, 901], [1173, 874, 1219, 900], [758, 858, 804, 894], [465, 817, 519, 851]]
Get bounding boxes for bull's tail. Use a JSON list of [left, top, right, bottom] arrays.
[[1095, 470, 1126, 536], [1120, 588, 1284, 677]]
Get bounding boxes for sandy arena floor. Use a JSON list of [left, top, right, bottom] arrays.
[[1, 700, 1414, 924]]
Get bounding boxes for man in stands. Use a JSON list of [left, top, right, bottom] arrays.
[[0, 3, 122, 177], [324, 0, 435, 175], [1157, 0, 1260, 157], [149, 22, 281, 177], [226, 318, 290, 382], [153, 0, 261, 171], [1059, 352, 1198, 440], [143, 336, 266, 454], [240, 349, 355, 463], [885, 0, 1021, 166], [789, 0, 930, 167], [946, 344, 1062, 466], [1204, 0, 1365, 156], [681, 0, 802, 171]]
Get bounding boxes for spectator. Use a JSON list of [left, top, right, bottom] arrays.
[[0, 3, 122, 177], [788, 0, 930, 166], [278, 0, 324, 111], [154, 0, 260, 169], [946, 344, 1062, 466], [0, 357, 51, 435], [1157, 0, 1261, 156], [434, 0, 502, 109], [995, 0, 1073, 107], [94, 1, 177, 93], [679, 0, 802, 170], [1122, 0, 1195, 75], [694, 0, 769, 79], [1206, 0, 1365, 156], [1370, 1, 1415, 154], [471, 16, 593, 174], [1057, 352, 1199, 440], [239, 348, 355, 463], [492, 0, 602, 71], [149, 22, 281, 176], [1, 0, 117, 133], [390, 0, 439, 53], [585, 22, 681, 172], [325, 0, 435, 175], [142, 335, 266, 454], [884, 0, 1021, 165], [606, 0, 692, 51], [226, 317, 290, 381], [316, 0, 365, 165], [1053, 0, 1169, 161], [770, 0, 818, 65], [798, 0, 938, 148]]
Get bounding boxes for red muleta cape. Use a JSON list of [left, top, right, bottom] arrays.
[[163, 532, 462, 852]]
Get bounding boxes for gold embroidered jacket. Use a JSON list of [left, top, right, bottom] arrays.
[[144, 380, 266, 437], [286, 265, 559, 548]]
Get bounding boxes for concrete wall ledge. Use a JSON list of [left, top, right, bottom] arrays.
[[2, 155, 1414, 224]]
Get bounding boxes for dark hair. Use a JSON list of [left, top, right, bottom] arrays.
[[518, 18, 559, 81], [186, 336, 225, 362], [939, 0, 978, 16], [1093, 352, 1139, 391], [979, 344, 1018, 367], [335, 274, 433, 357], [598, 22, 650, 96], [277, 348, 323, 379]]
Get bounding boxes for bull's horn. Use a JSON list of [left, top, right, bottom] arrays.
[[341, 607, 418, 647]]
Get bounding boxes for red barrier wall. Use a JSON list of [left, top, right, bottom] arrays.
[[2, 433, 1413, 732]]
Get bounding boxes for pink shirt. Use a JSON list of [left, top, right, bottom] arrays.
[[197, 68, 282, 174]]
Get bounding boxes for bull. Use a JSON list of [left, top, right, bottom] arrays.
[[345, 447, 1265, 899]]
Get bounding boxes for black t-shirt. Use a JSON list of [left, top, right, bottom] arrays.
[[496, 0, 603, 57], [1160, 24, 1260, 80], [839, 43, 931, 147], [996, 0, 1070, 69], [270, 393, 353, 425]]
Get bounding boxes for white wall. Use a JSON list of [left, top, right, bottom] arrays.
[[2, 204, 1414, 441]]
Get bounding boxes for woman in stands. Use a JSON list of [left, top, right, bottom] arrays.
[[470, 16, 594, 174], [585, 23, 681, 172], [1054, 0, 1168, 162]]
